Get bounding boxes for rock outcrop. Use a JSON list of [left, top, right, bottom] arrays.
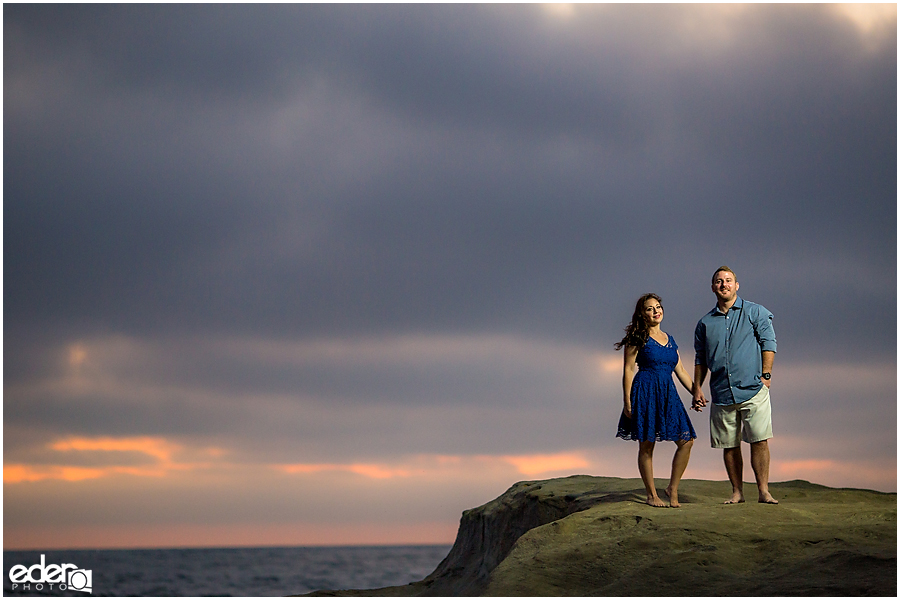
[[307, 475, 897, 596]]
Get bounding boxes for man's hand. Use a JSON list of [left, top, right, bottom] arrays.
[[691, 390, 707, 412]]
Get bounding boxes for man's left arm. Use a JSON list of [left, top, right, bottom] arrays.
[[761, 350, 774, 388], [753, 304, 777, 388]]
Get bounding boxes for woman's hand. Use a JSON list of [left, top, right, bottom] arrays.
[[623, 402, 632, 418], [690, 392, 706, 412]]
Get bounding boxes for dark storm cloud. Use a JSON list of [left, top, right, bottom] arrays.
[[4, 5, 895, 386]]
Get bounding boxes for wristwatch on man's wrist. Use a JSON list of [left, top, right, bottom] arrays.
[[761, 372, 771, 380]]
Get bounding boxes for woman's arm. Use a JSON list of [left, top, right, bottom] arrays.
[[622, 345, 638, 417], [673, 352, 694, 393]]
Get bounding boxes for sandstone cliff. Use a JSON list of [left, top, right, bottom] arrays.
[[308, 475, 896, 596]]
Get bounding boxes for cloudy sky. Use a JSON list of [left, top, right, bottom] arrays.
[[4, 4, 896, 550]]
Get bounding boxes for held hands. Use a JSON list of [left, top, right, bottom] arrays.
[[691, 390, 707, 412]]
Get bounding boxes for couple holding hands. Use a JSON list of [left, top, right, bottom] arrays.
[[615, 266, 779, 508]]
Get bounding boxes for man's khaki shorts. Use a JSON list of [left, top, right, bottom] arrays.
[[710, 385, 773, 448]]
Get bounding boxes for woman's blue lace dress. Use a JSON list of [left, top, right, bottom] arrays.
[[616, 334, 696, 442]]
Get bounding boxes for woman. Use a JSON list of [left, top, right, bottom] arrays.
[[615, 293, 697, 508]]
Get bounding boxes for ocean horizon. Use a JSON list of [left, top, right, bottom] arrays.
[[3, 544, 453, 596]]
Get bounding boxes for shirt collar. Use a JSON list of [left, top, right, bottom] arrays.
[[714, 295, 743, 315]]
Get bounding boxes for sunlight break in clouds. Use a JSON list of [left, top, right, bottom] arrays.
[[4, 465, 114, 484], [275, 463, 413, 480], [537, 3, 895, 59], [50, 436, 179, 462], [596, 352, 622, 374], [4, 436, 226, 483], [831, 3, 897, 35], [274, 451, 593, 481], [541, 3, 576, 19], [501, 452, 590, 476], [68, 343, 88, 368]]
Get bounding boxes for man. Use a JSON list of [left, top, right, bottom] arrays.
[[692, 266, 779, 504]]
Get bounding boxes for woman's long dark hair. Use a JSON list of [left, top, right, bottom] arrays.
[[614, 293, 663, 351]]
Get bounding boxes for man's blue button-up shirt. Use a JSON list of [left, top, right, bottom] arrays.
[[694, 296, 777, 406]]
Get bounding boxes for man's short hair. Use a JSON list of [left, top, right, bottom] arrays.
[[712, 266, 737, 284]]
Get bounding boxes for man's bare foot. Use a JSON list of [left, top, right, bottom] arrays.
[[664, 486, 681, 508], [758, 491, 779, 504], [647, 495, 667, 508], [724, 491, 745, 504]]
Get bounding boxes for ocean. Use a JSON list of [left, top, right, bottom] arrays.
[[3, 545, 453, 597]]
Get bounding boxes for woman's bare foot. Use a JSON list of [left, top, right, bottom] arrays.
[[664, 486, 681, 508], [724, 490, 745, 504], [647, 495, 667, 508]]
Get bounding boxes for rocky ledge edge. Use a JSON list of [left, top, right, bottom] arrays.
[[304, 475, 896, 596]]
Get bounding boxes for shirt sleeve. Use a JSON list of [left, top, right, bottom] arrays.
[[752, 305, 777, 353], [694, 320, 706, 366]]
